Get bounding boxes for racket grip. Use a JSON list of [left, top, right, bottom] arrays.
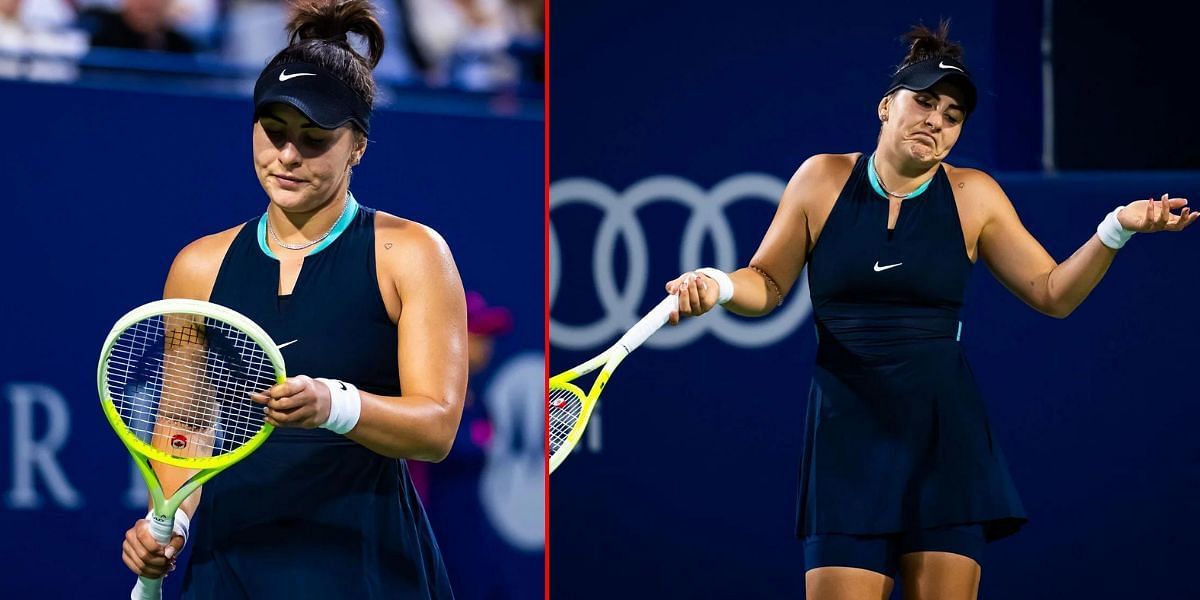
[[616, 295, 679, 352], [130, 515, 175, 599], [131, 577, 161, 600]]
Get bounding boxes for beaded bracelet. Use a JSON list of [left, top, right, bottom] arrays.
[[749, 265, 784, 307]]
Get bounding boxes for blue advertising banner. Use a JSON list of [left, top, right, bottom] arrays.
[[0, 79, 543, 598], [550, 1, 1199, 598]]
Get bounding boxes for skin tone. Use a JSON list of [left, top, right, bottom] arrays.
[[666, 82, 1197, 600], [121, 103, 467, 580], [255, 104, 365, 295], [0, 0, 19, 21], [123, 0, 171, 35]]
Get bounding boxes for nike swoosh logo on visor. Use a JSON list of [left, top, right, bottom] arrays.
[[938, 61, 964, 72], [277, 339, 300, 349], [279, 70, 317, 81], [873, 261, 903, 272]]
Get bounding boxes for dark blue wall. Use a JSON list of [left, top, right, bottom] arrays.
[[552, 0, 1042, 179], [0, 79, 542, 598], [1052, 0, 1200, 169], [550, 1, 1200, 598]]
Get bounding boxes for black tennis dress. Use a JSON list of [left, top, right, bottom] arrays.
[[797, 154, 1027, 542], [182, 195, 453, 599]]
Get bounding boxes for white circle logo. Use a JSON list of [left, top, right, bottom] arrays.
[[479, 353, 545, 551], [550, 174, 812, 350]]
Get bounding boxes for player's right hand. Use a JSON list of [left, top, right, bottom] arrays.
[[122, 518, 185, 579], [665, 271, 721, 325]]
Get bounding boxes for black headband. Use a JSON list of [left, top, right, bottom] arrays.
[[884, 56, 977, 116], [253, 61, 372, 136]]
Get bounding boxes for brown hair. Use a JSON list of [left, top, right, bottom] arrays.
[[265, 0, 386, 116], [895, 19, 965, 73]]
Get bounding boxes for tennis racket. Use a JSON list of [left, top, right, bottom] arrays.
[[549, 294, 678, 474], [98, 299, 285, 599]]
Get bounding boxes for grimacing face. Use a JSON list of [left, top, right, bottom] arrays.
[[878, 82, 966, 165], [252, 103, 365, 213]]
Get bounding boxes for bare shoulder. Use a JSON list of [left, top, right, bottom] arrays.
[[943, 164, 1013, 217], [813, 152, 861, 171], [374, 210, 457, 277], [373, 211, 463, 324], [792, 153, 858, 188], [783, 153, 859, 211], [164, 224, 243, 300], [944, 164, 1006, 198]]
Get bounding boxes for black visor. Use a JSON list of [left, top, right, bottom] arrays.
[[884, 56, 977, 116], [253, 61, 372, 135]]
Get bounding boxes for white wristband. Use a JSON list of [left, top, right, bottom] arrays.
[[694, 267, 734, 304], [145, 508, 190, 546], [1097, 206, 1135, 249], [316, 378, 361, 434]]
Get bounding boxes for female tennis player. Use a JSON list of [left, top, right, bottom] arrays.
[[668, 22, 1195, 600], [118, 1, 465, 597]]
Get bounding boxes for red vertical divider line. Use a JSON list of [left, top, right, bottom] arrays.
[[542, 0, 551, 597]]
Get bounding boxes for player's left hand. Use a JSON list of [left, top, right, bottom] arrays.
[[1118, 194, 1198, 233], [251, 375, 331, 429]]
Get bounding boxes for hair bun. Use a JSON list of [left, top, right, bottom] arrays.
[[287, 0, 385, 69], [898, 19, 964, 69]]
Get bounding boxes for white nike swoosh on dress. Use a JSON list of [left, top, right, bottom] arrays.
[[873, 261, 903, 272], [938, 61, 964, 72], [277, 339, 300, 349], [278, 70, 317, 81]]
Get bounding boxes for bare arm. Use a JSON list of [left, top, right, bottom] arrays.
[[345, 224, 467, 461], [972, 170, 1195, 318], [151, 229, 237, 517], [256, 221, 468, 461], [669, 154, 844, 320]]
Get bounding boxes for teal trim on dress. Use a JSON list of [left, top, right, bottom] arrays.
[[956, 321, 963, 341], [256, 211, 273, 259], [257, 193, 360, 260], [867, 154, 933, 200], [306, 193, 359, 255]]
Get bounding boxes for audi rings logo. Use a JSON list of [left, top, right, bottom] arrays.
[[550, 174, 813, 350]]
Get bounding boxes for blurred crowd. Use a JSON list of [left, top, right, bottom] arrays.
[[0, 0, 542, 89]]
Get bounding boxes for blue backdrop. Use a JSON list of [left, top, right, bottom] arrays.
[[550, 1, 1199, 598], [0, 79, 543, 598]]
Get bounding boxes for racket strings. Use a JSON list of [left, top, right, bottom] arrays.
[[548, 387, 584, 456], [104, 313, 276, 459], [106, 323, 260, 439]]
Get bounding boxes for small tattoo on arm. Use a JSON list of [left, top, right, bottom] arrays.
[[384, 243, 393, 250], [958, 183, 965, 189]]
